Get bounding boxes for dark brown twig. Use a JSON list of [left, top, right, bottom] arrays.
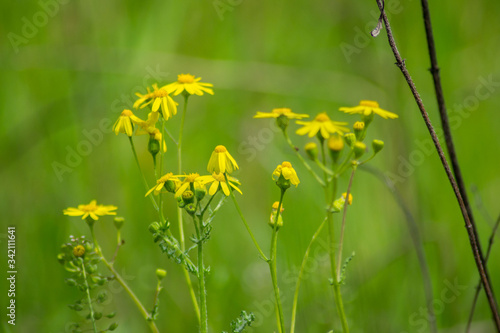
[[466, 214, 500, 332], [419, 0, 495, 312], [372, 0, 500, 329]]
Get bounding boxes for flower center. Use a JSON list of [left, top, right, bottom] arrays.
[[314, 113, 330, 122], [214, 145, 227, 153], [212, 173, 226, 182], [360, 100, 379, 108], [185, 173, 200, 182], [353, 121, 365, 130], [121, 109, 133, 117], [281, 161, 292, 168], [152, 89, 169, 98], [272, 108, 292, 115], [177, 74, 195, 83], [80, 203, 98, 213]]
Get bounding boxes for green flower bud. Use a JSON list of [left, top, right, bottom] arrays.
[[84, 242, 93, 253], [113, 217, 125, 230], [268, 202, 284, 230], [108, 323, 119, 331], [182, 190, 195, 204], [362, 111, 375, 126], [185, 203, 196, 215], [164, 180, 176, 193], [148, 136, 160, 158], [156, 268, 167, 280], [344, 133, 356, 147], [106, 312, 117, 318], [353, 142, 366, 159], [328, 135, 344, 163], [353, 121, 365, 140], [304, 142, 318, 161], [276, 174, 291, 190], [195, 188, 207, 201], [65, 278, 77, 286], [93, 312, 102, 320], [148, 222, 161, 234], [372, 140, 384, 154]]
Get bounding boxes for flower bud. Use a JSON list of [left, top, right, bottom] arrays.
[[73, 245, 86, 257], [185, 203, 196, 215], [195, 188, 207, 201], [108, 323, 119, 331], [344, 133, 356, 147], [113, 217, 125, 230], [353, 142, 366, 159], [328, 135, 344, 163], [304, 142, 318, 161], [182, 190, 195, 204], [353, 121, 365, 140], [156, 268, 167, 280], [276, 115, 289, 131], [269, 202, 284, 230], [372, 140, 384, 154], [148, 222, 161, 234], [148, 136, 160, 158], [276, 174, 291, 190]]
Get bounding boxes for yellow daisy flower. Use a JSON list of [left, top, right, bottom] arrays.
[[199, 172, 242, 196], [133, 84, 178, 120], [113, 109, 144, 137], [253, 108, 309, 120], [295, 112, 349, 139], [207, 145, 239, 174], [145, 173, 181, 196], [272, 161, 300, 187], [63, 200, 117, 221], [339, 100, 398, 119], [135, 112, 160, 135], [175, 173, 204, 197], [164, 74, 214, 96]]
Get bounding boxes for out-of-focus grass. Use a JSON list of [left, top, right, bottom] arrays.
[[1, 0, 500, 332]]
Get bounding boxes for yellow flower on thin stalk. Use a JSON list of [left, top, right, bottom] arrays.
[[296, 112, 349, 139], [175, 173, 205, 197], [253, 108, 309, 120], [164, 74, 214, 96], [134, 84, 178, 120], [145, 173, 181, 196], [339, 100, 398, 119], [113, 109, 144, 137], [63, 200, 117, 221], [273, 161, 300, 187], [207, 145, 239, 174], [199, 173, 242, 196]]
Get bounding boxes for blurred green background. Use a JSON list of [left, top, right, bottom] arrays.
[[1, 0, 500, 332]]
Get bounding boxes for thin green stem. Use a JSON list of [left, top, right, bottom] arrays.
[[129, 137, 159, 212], [290, 217, 328, 333], [337, 166, 357, 277], [80, 258, 98, 333], [283, 131, 326, 187], [89, 225, 159, 333], [195, 215, 208, 333], [225, 173, 269, 261], [269, 190, 286, 333]]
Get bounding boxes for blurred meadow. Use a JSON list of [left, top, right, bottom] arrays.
[[1, 0, 500, 332]]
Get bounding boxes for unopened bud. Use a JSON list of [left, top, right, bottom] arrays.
[[372, 140, 384, 154], [353, 142, 366, 159], [156, 268, 167, 280], [305, 142, 318, 161]]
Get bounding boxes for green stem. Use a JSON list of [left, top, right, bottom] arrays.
[[290, 217, 328, 333], [129, 137, 159, 212], [195, 215, 208, 333], [269, 189, 286, 333], [337, 166, 357, 277], [89, 225, 159, 333], [80, 258, 98, 333], [283, 131, 326, 187], [225, 173, 269, 261]]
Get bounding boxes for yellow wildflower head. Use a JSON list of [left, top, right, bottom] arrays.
[[63, 200, 117, 221], [207, 145, 239, 174], [113, 109, 143, 137], [73, 245, 86, 257], [199, 172, 242, 196], [254, 108, 309, 120], [295, 112, 349, 139], [164, 74, 214, 96], [273, 161, 300, 188], [134, 84, 178, 120], [342, 192, 353, 205], [175, 173, 204, 197], [339, 100, 398, 120], [145, 173, 180, 197]]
